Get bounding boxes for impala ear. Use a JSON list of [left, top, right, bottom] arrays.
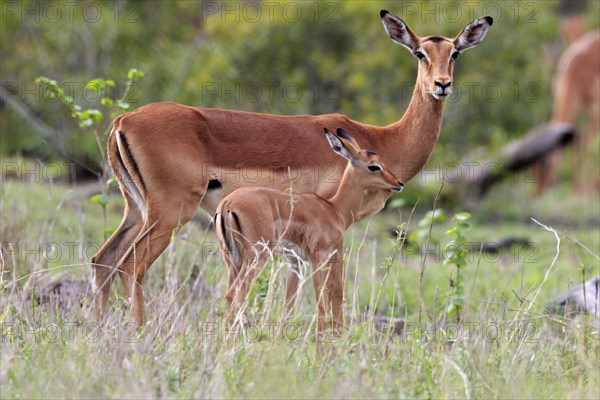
[[380, 10, 420, 53], [325, 128, 354, 162], [454, 16, 493, 52], [336, 128, 361, 150]]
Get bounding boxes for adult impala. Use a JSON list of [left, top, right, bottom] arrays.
[[536, 30, 600, 195], [92, 10, 493, 326], [215, 128, 403, 333]]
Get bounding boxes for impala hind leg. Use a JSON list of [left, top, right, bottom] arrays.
[[91, 192, 144, 322], [226, 252, 270, 324], [118, 194, 203, 327]]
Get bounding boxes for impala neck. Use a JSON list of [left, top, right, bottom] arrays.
[[385, 81, 446, 182], [328, 165, 376, 228]]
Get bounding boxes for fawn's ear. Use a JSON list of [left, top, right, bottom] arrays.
[[380, 10, 420, 53], [335, 128, 361, 150], [325, 128, 355, 162], [454, 16, 493, 52]]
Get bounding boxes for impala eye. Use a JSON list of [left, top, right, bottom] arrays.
[[368, 165, 382, 172], [414, 51, 426, 60], [451, 51, 460, 60]]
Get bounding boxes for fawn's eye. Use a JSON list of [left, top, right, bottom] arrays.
[[368, 165, 382, 172], [451, 51, 460, 60], [414, 51, 426, 60]]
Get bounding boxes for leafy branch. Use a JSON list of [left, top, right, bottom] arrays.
[[35, 69, 144, 239], [443, 212, 471, 322]]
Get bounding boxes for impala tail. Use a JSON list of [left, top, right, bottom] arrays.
[[214, 209, 244, 275], [108, 119, 147, 217]]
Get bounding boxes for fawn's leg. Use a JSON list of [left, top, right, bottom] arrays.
[[226, 251, 270, 324]]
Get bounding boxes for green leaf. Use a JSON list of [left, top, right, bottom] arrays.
[[0, 307, 9, 324], [85, 79, 105, 91], [79, 119, 93, 128], [446, 303, 457, 316], [86, 109, 103, 122], [454, 212, 471, 221], [430, 209, 447, 222], [407, 230, 421, 243], [127, 68, 145, 81], [107, 176, 119, 187], [90, 194, 109, 206]]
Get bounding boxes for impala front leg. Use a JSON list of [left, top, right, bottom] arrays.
[[327, 244, 345, 334], [310, 248, 340, 335], [310, 266, 329, 334], [92, 263, 117, 322]]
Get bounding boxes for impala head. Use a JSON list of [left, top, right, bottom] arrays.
[[381, 10, 493, 100], [324, 128, 404, 193]]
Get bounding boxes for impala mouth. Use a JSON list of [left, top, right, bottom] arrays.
[[432, 90, 451, 100], [391, 185, 404, 193]]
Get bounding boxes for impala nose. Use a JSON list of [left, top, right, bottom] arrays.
[[435, 80, 452, 95], [392, 182, 404, 193]]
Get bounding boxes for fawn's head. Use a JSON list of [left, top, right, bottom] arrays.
[[381, 10, 493, 100], [324, 128, 404, 193]]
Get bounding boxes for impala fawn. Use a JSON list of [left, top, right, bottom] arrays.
[[214, 128, 403, 334]]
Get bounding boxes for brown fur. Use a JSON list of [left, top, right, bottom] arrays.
[[536, 31, 600, 195], [214, 129, 403, 334], [91, 11, 493, 326]]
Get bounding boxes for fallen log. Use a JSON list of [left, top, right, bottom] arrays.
[[463, 122, 578, 196], [29, 279, 91, 309], [545, 275, 599, 320]]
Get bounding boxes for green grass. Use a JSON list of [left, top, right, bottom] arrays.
[[1, 171, 599, 399]]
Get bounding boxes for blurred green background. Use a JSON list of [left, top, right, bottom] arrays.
[[1, 0, 598, 172], [1, 5, 599, 398]]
